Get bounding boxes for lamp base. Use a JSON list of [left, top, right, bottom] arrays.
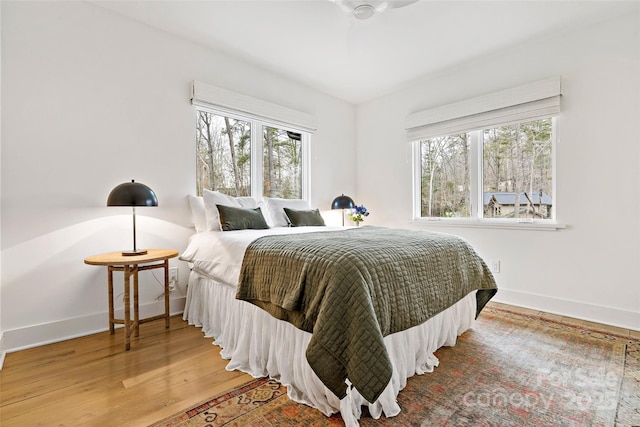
[[121, 249, 148, 256]]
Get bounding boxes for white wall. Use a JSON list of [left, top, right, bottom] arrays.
[[356, 12, 640, 330], [0, 1, 356, 355]]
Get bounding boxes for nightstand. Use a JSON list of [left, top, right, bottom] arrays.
[[84, 249, 179, 350]]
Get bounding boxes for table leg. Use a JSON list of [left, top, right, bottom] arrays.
[[133, 265, 139, 338], [108, 266, 115, 335], [124, 265, 131, 351], [164, 260, 170, 328]]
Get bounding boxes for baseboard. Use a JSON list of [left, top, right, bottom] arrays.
[[0, 297, 186, 370], [492, 289, 639, 331]]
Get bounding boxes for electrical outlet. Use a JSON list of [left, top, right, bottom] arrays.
[[490, 260, 500, 273], [169, 267, 178, 285]]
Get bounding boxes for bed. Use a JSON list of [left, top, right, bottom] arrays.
[[180, 192, 498, 426]]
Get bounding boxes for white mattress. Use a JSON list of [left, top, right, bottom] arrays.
[[181, 227, 477, 426]]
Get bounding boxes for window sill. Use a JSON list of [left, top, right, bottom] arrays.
[[410, 218, 566, 231]]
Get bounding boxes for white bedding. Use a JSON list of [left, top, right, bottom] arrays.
[[180, 226, 345, 286], [180, 227, 478, 426]]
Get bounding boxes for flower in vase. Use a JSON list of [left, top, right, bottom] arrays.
[[349, 205, 370, 225]]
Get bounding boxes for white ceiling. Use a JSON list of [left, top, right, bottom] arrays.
[[94, 0, 640, 104]]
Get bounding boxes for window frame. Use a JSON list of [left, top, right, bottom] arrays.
[[412, 117, 563, 231], [195, 104, 311, 201]]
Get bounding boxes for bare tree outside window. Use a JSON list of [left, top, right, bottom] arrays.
[[195, 110, 304, 200], [483, 118, 553, 219], [419, 117, 554, 220], [420, 133, 471, 218], [195, 111, 251, 197], [263, 127, 302, 199]]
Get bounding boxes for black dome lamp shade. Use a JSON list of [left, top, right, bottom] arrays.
[[107, 180, 158, 256], [331, 194, 355, 226]]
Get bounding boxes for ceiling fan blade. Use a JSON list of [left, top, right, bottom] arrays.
[[388, 0, 419, 9]]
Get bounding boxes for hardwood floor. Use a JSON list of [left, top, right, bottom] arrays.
[[0, 316, 253, 426], [488, 301, 640, 339], [1, 304, 637, 426]]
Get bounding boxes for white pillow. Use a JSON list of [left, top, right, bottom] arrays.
[[202, 189, 258, 231], [236, 197, 259, 209], [263, 197, 312, 227], [187, 195, 207, 232]]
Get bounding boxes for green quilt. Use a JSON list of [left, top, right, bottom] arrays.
[[236, 226, 497, 403]]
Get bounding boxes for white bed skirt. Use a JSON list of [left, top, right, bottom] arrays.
[[183, 270, 477, 426]]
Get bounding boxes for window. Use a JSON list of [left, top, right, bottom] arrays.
[[196, 111, 251, 196], [482, 119, 554, 220], [195, 107, 309, 199], [407, 77, 561, 225], [414, 117, 555, 221], [419, 133, 471, 218], [191, 80, 315, 200], [263, 126, 302, 199]]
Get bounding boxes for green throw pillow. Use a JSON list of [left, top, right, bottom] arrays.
[[283, 207, 326, 227], [216, 204, 269, 231]]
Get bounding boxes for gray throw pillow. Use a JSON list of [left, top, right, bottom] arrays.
[[284, 208, 326, 227], [217, 204, 269, 231]]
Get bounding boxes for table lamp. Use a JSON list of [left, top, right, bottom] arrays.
[[107, 180, 158, 256], [331, 194, 355, 226]]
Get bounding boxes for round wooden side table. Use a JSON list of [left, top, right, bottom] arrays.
[[84, 249, 179, 350]]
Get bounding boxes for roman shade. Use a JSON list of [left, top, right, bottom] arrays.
[[191, 80, 316, 133], [405, 77, 561, 141]]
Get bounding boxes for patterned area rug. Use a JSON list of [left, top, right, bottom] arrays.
[[152, 306, 639, 426]]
